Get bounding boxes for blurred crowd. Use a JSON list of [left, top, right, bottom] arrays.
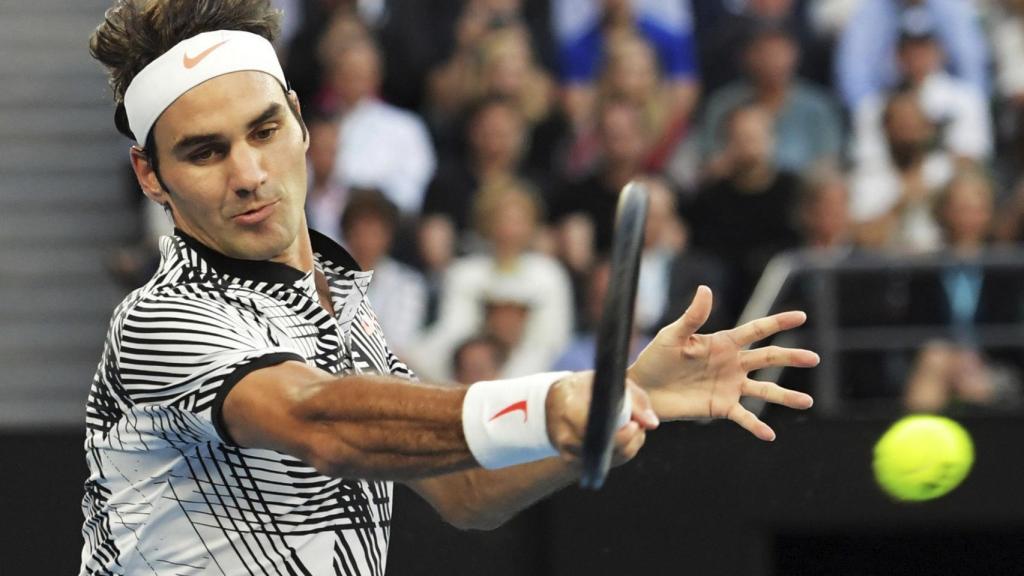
[[110, 0, 1024, 412]]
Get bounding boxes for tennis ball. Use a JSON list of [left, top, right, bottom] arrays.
[[872, 415, 974, 502]]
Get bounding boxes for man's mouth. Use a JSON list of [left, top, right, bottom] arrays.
[[233, 200, 279, 225]]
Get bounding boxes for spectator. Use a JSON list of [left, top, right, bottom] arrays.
[[451, 334, 509, 385], [685, 103, 802, 315], [985, 0, 1024, 194], [429, 22, 556, 135], [552, 259, 651, 371], [422, 97, 533, 241], [693, 0, 818, 94], [797, 165, 855, 254], [850, 16, 993, 166], [597, 32, 689, 171], [550, 98, 648, 259], [321, 35, 437, 216], [551, 0, 699, 134], [412, 179, 573, 380], [340, 190, 427, 362], [904, 170, 1023, 412], [835, 0, 989, 109], [381, 0, 558, 111], [305, 115, 347, 242], [701, 24, 843, 175], [850, 90, 955, 252]]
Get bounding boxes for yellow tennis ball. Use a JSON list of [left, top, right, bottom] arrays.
[[872, 415, 974, 502]]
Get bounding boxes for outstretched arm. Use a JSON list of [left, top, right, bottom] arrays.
[[222, 362, 656, 515]]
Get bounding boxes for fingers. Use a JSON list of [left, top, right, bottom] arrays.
[[626, 380, 659, 430], [740, 346, 820, 371], [742, 379, 814, 410], [670, 285, 713, 339], [610, 421, 646, 466], [730, 311, 807, 347], [727, 403, 776, 442]]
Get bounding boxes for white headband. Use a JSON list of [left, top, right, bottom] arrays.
[[123, 30, 287, 146]]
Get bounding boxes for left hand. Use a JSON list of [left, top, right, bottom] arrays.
[[628, 286, 818, 441]]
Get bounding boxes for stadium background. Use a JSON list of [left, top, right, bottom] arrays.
[[2, 0, 1024, 573]]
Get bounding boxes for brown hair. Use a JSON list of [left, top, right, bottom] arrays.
[[89, 0, 283, 142], [471, 178, 545, 240], [340, 188, 400, 236]]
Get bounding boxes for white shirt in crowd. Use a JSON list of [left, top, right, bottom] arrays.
[[852, 72, 993, 164], [365, 256, 428, 362], [409, 252, 574, 381], [850, 150, 954, 253], [334, 98, 436, 216]]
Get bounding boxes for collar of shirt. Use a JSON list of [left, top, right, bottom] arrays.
[[166, 228, 373, 319]]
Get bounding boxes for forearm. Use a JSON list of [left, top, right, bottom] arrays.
[[409, 457, 578, 531], [224, 365, 478, 481], [293, 375, 474, 480]]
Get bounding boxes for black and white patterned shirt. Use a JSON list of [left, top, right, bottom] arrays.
[[80, 230, 411, 575]]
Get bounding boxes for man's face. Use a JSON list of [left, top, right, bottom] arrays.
[[726, 107, 775, 171], [330, 44, 380, 108], [469, 103, 523, 166], [599, 103, 646, 166], [898, 38, 943, 84], [746, 34, 797, 87], [141, 71, 309, 263]]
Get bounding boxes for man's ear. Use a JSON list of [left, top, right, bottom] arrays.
[[129, 146, 170, 206]]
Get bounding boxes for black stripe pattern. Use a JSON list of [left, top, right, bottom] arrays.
[[80, 231, 410, 575]]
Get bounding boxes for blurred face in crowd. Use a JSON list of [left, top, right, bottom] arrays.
[[344, 214, 393, 269], [308, 120, 339, 187], [485, 189, 537, 253], [484, 301, 530, 349], [132, 71, 310, 264], [643, 179, 678, 249], [604, 35, 659, 103], [884, 94, 934, 168], [603, 0, 634, 21], [481, 27, 532, 98], [749, 0, 794, 18], [598, 102, 647, 167], [329, 42, 381, 108], [746, 32, 798, 88], [898, 37, 944, 85], [939, 175, 993, 246], [454, 339, 504, 385], [725, 106, 775, 173], [801, 177, 850, 247], [469, 101, 525, 169]]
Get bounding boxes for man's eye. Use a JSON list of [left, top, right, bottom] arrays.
[[254, 127, 278, 140], [190, 149, 215, 162]]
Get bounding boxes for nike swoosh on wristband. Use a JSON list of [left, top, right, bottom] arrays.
[[489, 400, 528, 423], [183, 39, 230, 69]]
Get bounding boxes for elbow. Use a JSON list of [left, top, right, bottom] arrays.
[[440, 505, 507, 532]]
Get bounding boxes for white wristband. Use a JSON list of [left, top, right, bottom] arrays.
[[462, 371, 634, 470]]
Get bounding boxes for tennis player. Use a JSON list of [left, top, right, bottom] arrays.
[[80, 1, 819, 574]]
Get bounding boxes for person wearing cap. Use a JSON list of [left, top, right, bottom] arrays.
[[82, 1, 819, 574], [700, 22, 843, 176], [836, 0, 989, 109], [850, 11, 993, 166], [412, 178, 574, 380]]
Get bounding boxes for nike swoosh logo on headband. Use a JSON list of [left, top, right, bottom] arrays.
[[183, 39, 229, 69], [490, 400, 528, 423]]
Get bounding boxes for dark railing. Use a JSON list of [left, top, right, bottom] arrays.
[[738, 248, 1024, 415]]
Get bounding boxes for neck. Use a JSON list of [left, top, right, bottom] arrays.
[[272, 227, 316, 273], [604, 161, 637, 191], [733, 163, 776, 191], [756, 82, 789, 110]]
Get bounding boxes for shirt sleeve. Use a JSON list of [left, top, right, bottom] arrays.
[[638, 18, 698, 80], [116, 292, 306, 445]]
